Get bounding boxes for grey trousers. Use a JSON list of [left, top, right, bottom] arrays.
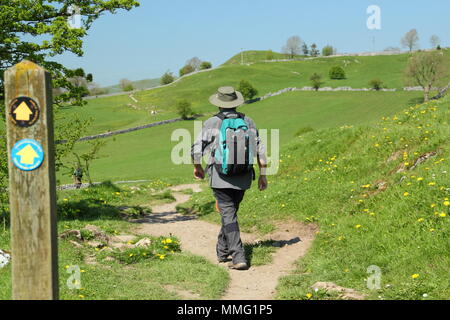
[[212, 188, 246, 264]]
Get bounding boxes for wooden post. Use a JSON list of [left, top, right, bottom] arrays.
[[4, 60, 58, 300]]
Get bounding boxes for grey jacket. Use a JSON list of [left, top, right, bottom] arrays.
[[191, 111, 266, 190]]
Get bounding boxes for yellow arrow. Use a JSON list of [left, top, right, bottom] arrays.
[[14, 101, 33, 121], [16, 144, 39, 165]]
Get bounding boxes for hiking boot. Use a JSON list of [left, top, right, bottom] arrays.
[[228, 262, 249, 270], [218, 257, 232, 264]]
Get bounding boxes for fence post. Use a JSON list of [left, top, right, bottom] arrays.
[[4, 60, 58, 300]]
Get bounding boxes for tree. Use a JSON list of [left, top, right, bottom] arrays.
[[238, 80, 258, 100], [266, 50, 275, 60], [199, 61, 212, 70], [176, 99, 194, 120], [310, 43, 320, 57], [430, 35, 440, 49], [0, 0, 140, 214], [310, 73, 324, 91], [72, 140, 107, 185], [401, 29, 420, 52], [369, 79, 384, 91], [179, 64, 195, 77], [186, 57, 202, 71], [161, 71, 175, 85], [88, 83, 108, 96], [119, 78, 134, 92], [405, 51, 449, 101], [282, 36, 303, 59], [329, 66, 346, 79], [301, 43, 309, 56], [322, 45, 335, 56]]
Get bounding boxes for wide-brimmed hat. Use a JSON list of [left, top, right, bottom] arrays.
[[209, 86, 245, 109]]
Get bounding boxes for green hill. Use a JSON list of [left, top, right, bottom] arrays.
[[103, 78, 161, 94], [223, 50, 304, 65], [57, 49, 450, 137], [60, 91, 422, 184], [181, 96, 450, 300]]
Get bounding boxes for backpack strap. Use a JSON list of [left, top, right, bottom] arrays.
[[215, 111, 246, 120]]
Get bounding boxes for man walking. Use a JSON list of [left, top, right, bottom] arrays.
[[191, 86, 268, 270]]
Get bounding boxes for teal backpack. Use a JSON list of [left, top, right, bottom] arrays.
[[212, 112, 254, 176]]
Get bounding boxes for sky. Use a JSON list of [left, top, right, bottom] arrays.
[[55, 0, 450, 86]]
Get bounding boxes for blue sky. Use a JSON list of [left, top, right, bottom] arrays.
[[56, 0, 450, 86]]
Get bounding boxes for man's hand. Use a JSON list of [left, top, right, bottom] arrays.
[[194, 164, 205, 180], [258, 175, 268, 191]]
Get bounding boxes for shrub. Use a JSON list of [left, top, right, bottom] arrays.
[[322, 45, 335, 56], [238, 80, 258, 100], [179, 64, 195, 77], [160, 72, 175, 85], [310, 73, 324, 91], [266, 50, 275, 60], [329, 66, 346, 80], [294, 126, 314, 137], [199, 61, 212, 70], [176, 99, 194, 120], [369, 78, 384, 91]]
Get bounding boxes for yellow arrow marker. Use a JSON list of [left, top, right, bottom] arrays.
[[16, 144, 39, 165], [14, 101, 33, 121]]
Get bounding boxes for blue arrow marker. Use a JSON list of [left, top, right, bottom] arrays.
[[11, 139, 45, 171]]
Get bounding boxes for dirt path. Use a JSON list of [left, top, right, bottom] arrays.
[[135, 184, 317, 300]]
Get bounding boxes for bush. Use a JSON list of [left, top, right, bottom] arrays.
[[310, 73, 324, 91], [199, 61, 212, 70], [369, 78, 384, 91], [160, 72, 175, 85], [294, 126, 314, 137], [238, 80, 258, 100], [179, 64, 195, 77], [176, 99, 194, 120], [329, 66, 346, 80], [322, 45, 335, 56], [266, 50, 274, 60]]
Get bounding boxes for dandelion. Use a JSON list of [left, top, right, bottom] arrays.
[[439, 213, 446, 218], [129, 253, 134, 257], [428, 182, 436, 186], [159, 255, 165, 260], [165, 238, 173, 244], [411, 274, 420, 279], [417, 218, 425, 223], [79, 295, 85, 299], [65, 265, 70, 269], [63, 199, 69, 202], [429, 228, 436, 232], [417, 177, 424, 181], [404, 192, 410, 197], [369, 212, 376, 216], [444, 201, 450, 206], [355, 225, 362, 229], [306, 293, 313, 299], [431, 204, 437, 208]]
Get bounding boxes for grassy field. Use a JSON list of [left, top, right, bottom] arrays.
[[180, 96, 450, 299], [57, 91, 423, 185], [103, 78, 161, 94], [0, 182, 229, 300], [42, 49, 450, 137]]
